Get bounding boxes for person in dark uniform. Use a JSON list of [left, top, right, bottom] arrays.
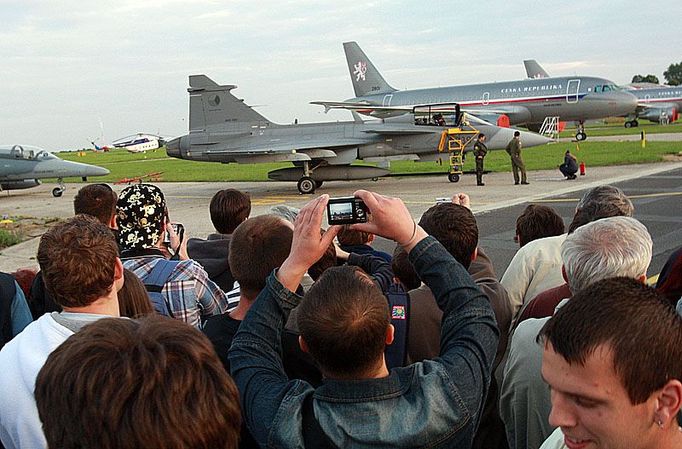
[[505, 130, 528, 185], [474, 133, 488, 186], [559, 149, 578, 180]]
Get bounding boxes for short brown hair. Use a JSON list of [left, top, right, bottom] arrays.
[[35, 316, 241, 449], [419, 203, 478, 269], [37, 215, 119, 308], [210, 189, 251, 235], [337, 227, 372, 246], [515, 204, 565, 247], [73, 184, 117, 226], [228, 215, 293, 298], [297, 266, 389, 377], [391, 247, 420, 291], [118, 269, 154, 318], [539, 277, 682, 404]]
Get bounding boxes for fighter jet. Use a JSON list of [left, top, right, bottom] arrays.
[[311, 42, 638, 141], [0, 145, 110, 197], [166, 75, 551, 194]]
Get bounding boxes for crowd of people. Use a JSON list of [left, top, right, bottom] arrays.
[[0, 181, 681, 449]]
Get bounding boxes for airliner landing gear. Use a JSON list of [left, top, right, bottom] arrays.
[[52, 178, 65, 197], [624, 120, 639, 128], [575, 122, 587, 141], [297, 162, 316, 194]]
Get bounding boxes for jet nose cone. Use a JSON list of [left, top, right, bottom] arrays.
[[90, 166, 110, 176], [519, 129, 554, 146]]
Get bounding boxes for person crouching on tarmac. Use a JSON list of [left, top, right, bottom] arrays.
[[559, 150, 578, 180]]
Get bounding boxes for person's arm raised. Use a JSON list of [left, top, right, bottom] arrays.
[[349, 190, 428, 254], [277, 195, 341, 292]]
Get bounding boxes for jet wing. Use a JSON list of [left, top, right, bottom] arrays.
[[312, 100, 530, 123], [311, 100, 413, 114], [362, 128, 436, 135]]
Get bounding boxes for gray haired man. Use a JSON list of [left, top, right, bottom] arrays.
[[500, 216, 652, 449]]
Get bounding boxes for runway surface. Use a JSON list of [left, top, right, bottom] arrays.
[[1, 161, 681, 278]]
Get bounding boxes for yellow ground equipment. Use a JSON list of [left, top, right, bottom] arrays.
[[412, 104, 479, 183]]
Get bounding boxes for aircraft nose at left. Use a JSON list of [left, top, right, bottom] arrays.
[[68, 160, 110, 177]]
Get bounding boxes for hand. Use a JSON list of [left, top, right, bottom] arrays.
[[278, 195, 341, 292], [350, 190, 428, 253], [451, 193, 471, 210]]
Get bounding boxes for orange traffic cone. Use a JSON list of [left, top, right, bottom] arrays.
[[579, 161, 586, 176]]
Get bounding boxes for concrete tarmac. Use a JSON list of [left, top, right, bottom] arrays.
[[1, 160, 681, 274]]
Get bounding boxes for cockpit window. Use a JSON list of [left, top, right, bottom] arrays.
[[594, 85, 602, 93]]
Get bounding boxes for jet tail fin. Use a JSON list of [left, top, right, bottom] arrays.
[[524, 60, 550, 79], [188, 75, 271, 131], [343, 41, 396, 97]]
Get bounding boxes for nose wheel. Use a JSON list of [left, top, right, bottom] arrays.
[[575, 122, 587, 141], [52, 179, 65, 197]]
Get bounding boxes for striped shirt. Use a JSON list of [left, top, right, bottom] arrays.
[[123, 255, 230, 328]]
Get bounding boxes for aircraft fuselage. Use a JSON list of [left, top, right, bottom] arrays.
[[350, 76, 637, 124]]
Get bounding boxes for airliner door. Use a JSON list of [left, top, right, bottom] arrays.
[[566, 79, 580, 103]]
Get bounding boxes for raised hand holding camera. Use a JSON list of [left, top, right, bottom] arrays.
[[350, 190, 428, 252]]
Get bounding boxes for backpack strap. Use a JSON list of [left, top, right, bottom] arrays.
[[0, 273, 18, 347], [301, 393, 338, 449], [144, 259, 179, 317], [385, 282, 410, 369]]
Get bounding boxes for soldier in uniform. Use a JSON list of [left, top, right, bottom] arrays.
[[473, 133, 488, 186], [505, 130, 529, 185]]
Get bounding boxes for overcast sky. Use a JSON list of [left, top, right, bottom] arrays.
[[1, 0, 680, 151]]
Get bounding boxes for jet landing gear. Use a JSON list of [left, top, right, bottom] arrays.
[[624, 120, 639, 128], [297, 177, 316, 195], [297, 162, 318, 195], [575, 122, 587, 141], [52, 178, 65, 197]]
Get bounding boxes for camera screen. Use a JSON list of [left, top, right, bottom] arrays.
[[328, 201, 354, 221]]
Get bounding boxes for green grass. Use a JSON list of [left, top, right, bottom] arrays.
[[0, 229, 23, 250], [558, 121, 682, 138], [53, 140, 682, 183]]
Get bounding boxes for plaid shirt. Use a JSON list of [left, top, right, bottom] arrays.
[[123, 255, 230, 328]]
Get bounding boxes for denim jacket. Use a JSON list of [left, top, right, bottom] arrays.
[[229, 236, 499, 448]]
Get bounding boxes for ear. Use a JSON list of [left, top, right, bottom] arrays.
[[385, 324, 395, 346], [654, 379, 682, 427], [114, 258, 124, 292], [470, 247, 478, 263], [637, 274, 647, 284], [109, 214, 118, 230], [367, 233, 375, 244], [298, 335, 309, 354], [114, 257, 124, 281], [561, 265, 569, 284]]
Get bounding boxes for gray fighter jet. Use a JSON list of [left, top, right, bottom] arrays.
[[166, 75, 551, 194], [0, 145, 110, 197], [523, 60, 680, 127], [312, 42, 638, 141]]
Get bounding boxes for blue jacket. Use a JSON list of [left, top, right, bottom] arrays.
[[228, 236, 499, 448]]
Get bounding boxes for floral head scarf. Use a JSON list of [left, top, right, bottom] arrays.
[[116, 184, 166, 250]]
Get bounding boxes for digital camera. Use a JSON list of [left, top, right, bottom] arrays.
[[327, 197, 368, 225]]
